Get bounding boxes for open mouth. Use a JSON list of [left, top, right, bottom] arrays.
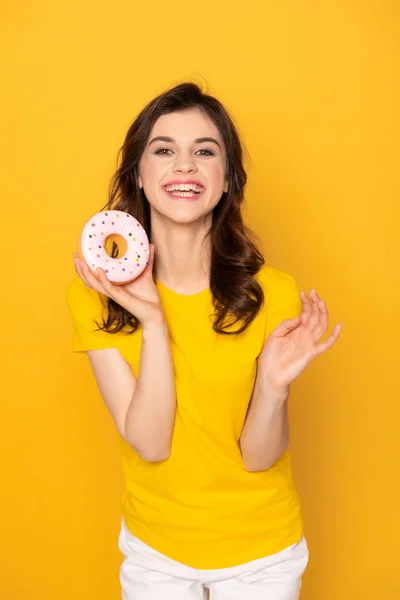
[[162, 184, 205, 199]]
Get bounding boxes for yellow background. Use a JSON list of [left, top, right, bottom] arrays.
[[1, 1, 398, 598]]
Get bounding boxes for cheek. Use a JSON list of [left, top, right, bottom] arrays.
[[206, 162, 226, 185], [140, 158, 166, 186]]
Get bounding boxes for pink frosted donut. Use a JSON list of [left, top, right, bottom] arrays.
[[78, 210, 150, 285]]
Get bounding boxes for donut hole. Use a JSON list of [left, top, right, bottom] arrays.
[[104, 234, 128, 259]]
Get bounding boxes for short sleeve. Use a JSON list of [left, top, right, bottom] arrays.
[[66, 277, 120, 352], [263, 273, 303, 341]]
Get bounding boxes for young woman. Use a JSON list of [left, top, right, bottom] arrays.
[[68, 82, 342, 600]]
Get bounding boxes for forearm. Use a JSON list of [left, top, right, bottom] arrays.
[[239, 368, 290, 472], [125, 317, 176, 461]]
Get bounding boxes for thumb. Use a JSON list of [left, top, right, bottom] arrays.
[[146, 243, 156, 272], [272, 316, 301, 337]]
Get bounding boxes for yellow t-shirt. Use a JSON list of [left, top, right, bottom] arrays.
[[67, 263, 305, 569]]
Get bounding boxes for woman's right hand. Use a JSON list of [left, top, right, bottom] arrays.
[[72, 244, 164, 327]]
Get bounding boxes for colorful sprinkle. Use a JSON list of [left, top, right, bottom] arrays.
[[97, 254, 100, 258], [111, 221, 115, 225], [102, 221, 105, 224], [128, 233, 132, 236], [89, 235, 92, 238], [92, 223, 95, 227], [122, 268, 125, 271]]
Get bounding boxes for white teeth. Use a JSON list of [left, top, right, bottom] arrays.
[[164, 183, 204, 192]]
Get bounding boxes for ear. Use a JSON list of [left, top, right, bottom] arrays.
[[223, 178, 229, 194], [138, 174, 143, 189]]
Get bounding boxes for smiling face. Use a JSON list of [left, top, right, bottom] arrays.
[[137, 108, 229, 223]]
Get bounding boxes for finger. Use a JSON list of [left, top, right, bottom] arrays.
[[314, 323, 343, 355], [97, 267, 142, 312], [95, 266, 126, 301], [307, 289, 321, 332], [74, 254, 117, 299], [146, 244, 155, 272], [272, 316, 301, 337], [79, 260, 108, 294], [299, 290, 313, 326], [74, 257, 91, 288], [312, 298, 329, 341]]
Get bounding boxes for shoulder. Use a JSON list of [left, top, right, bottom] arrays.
[[255, 263, 300, 306], [255, 264, 302, 336], [67, 276, 107, 320]]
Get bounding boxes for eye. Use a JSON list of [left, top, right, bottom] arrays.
[[154, 148, 172, 155], [153, 148, 215, 156], [196, 148, 214, 156]]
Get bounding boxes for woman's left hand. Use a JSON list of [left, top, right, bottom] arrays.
[[258, 288, 343, 392]]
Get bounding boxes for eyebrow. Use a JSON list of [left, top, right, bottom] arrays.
[[148, 136, 221, 149]]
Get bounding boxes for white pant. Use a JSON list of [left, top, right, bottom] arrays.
[[118, 517, 309, 599]]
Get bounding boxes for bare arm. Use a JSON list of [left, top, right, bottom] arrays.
[[239, 277, 344, 472], [239, 366, 290, 472], [72, 245, 176, 462], [87, 316, 176, 462]]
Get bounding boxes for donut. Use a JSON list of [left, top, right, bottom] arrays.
[[77, 209, 150, 285]]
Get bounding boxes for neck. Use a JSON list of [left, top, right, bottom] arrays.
[[150, 211, 212, 295]]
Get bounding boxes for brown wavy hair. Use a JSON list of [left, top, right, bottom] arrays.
[[96, 81, 266, 336]]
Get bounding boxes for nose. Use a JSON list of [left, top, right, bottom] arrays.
[[172, 151, 197, 174]]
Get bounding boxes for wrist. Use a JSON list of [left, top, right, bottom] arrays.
[[141, 313, 167, 336], [258, 377, 290, 400]]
